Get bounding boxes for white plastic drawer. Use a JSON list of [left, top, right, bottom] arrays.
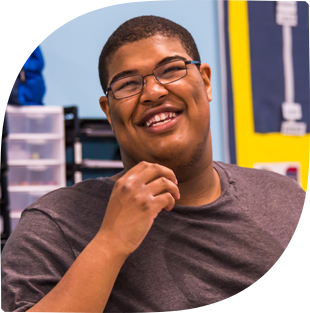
[[6, 112, 61, 134], [7, 139, 61, 160], [8, 165, 60, 186], [9, 191, 46, 212]]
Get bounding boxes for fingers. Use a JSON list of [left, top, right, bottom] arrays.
[[123, 161, 178, 185], [100, 162, 179, 255], [153, 192, 176, 212], [119, 161, 179, 209], [146, 176, 180, 200]]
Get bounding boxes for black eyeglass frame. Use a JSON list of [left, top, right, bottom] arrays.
[[105, 60, 201, 99]]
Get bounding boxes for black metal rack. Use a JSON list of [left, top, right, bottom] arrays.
[[64, 106, 123, 185], [1, 117, 11, 249]]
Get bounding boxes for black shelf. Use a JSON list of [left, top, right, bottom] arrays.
[[0, 105, 8, 138], [1, 207, 11, 242], [1, 116, 11, 250], [79, 118, 114, 138], [64, 107, 123, 185], [1, 239, 9, 249]]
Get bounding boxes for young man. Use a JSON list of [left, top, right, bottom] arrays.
[[2, 16, 305, 312]]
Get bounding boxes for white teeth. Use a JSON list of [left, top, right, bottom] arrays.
[[156, 121, 163, 126], [155, 120, 168, 126], [144, 111, 178, 127]]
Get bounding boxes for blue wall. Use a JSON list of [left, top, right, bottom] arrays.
[[40, 0, 224, 162]]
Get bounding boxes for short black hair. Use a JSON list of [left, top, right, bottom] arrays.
[[98, 15, 201, 94]]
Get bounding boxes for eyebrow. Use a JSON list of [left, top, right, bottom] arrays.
[[109, 55, 187, 87], [109, 70, 139, 87], [155, 55, 187, 68]]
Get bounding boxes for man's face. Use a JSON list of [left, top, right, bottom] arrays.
[[100, 35, 212, 175]]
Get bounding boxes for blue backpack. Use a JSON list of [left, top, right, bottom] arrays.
[[0, 0, 45, 105]]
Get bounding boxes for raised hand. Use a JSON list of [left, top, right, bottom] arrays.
[[98, 161, 180, 256]]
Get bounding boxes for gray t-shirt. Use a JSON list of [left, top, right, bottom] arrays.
[[1, 162, 305, 312]]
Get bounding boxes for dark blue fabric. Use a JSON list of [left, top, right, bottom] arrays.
[[0, 0, 45, 105], [248, 1, 309, 133]]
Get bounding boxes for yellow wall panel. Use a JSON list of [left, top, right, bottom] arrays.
[[228, 0, 309, 190]]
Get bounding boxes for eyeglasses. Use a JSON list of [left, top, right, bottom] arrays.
[[106, 59, 200, 99]]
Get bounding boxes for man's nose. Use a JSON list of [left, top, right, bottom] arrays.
[[139, 75, 168, 103]]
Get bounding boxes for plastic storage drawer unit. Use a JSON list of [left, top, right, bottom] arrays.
[[7, 139, 61, 160], [6, 113, 63, 134], [6, 106, 63, 135], [6, 105, 66, 232], [7, 165, 60, 186]]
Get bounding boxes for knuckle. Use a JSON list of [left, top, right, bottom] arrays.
[[121, 179, 135, 193], [166, 193, 175, 205], [159, 177, 167, 185], [151, 163, 160, 171], [114, 178, 123, 190], [140, 161, 149, 168], [134, 194, 150, 211]]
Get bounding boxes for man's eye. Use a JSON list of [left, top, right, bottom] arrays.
[[158, 65, 186, 79], [163, 66, 184, 74], [115, 79, 141, 91]]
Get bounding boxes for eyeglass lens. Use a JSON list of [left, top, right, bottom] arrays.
[[111, 60, 188, 99]]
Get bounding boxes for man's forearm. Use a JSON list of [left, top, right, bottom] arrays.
[[27, 233, 128, 312]]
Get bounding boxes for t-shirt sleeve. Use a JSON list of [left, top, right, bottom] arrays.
[[1, 209, 76, 312]]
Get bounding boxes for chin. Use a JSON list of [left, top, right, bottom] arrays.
[[150, 143, 184, 161], [158, 134, 210, 177], [149, 146, 198, 171], [122, 130, 210, 173]]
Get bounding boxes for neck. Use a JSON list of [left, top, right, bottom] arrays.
[[175, 161, 221, 206], [113, 135, 221, 207]]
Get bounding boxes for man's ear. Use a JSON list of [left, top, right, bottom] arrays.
[[99, 96, 114, 131], [200, 63, 212, 102]]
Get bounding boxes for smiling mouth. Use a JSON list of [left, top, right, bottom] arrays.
[[144, 111, 179, 128]]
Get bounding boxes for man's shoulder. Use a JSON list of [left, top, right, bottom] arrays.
[[216, 161, 288, 179], [215, 161, 304, 192], [32, 177, 113, 202]]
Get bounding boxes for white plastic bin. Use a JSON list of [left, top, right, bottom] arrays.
[[6, 105, 64, 135], [7, 139, 61, 160], [8, 165, 60, 186], [7, 113, 61, 134]]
